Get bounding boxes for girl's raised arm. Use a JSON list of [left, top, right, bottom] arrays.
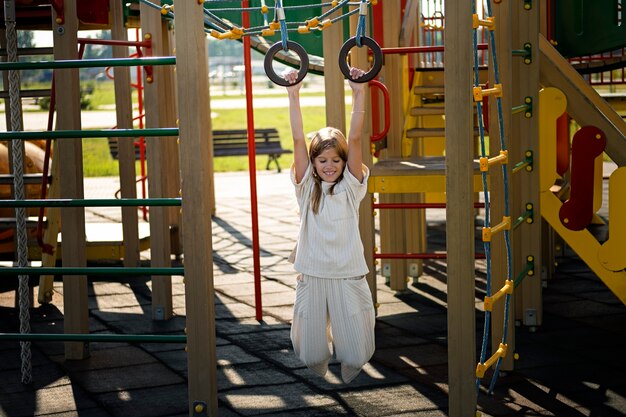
[[346, 68, 367, 183], [284, 70, 309, 183]]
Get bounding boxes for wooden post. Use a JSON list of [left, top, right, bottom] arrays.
[[380, 0, 408, 291], [160, 25, 182, 257], [53, 0, 89, 360], [349, 12, 377, 307], [322, 4, 345, 131], [490, 0, 515, 371], [174, 2, 218, 415], [111, 0, 140, 267], [512, 0, 542, 328], [445, 0, 476, 413], [139, 3, 173, 320]]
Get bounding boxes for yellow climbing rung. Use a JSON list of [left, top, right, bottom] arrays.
[[483, 279, 514, 311], [472, 14, 495, 30], [482, 216, 511, 242], [299, 17, 322, 33], [473, 84, 503, 102], [318, 19, 332, 30], [476, 343, 508, 378], [214, 27, 244, 40], [479, 150, 509, 172]]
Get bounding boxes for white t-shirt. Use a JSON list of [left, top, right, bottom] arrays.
[[291, 163, 370, 279]]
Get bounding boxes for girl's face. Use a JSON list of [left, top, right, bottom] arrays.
[[313, 148, 345, 183]]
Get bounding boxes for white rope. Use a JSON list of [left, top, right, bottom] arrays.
[[4, 0, 32, 385]]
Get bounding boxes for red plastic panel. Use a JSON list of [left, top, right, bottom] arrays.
[[559, 125, 606, 231], [77, 0, 109, 26]]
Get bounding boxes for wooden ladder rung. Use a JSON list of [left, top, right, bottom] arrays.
[[410, 106, 445, 116], [413, 85, 445, 95], [406, 127, 446, 138]]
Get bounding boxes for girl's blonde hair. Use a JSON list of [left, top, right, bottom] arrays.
[[309, 127, 348, 214]]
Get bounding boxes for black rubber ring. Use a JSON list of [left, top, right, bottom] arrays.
[[338, 36, 383, 83], [264, 40, 309, 87]]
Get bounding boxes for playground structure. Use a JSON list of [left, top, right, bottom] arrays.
[[0, 0, 624, 416]]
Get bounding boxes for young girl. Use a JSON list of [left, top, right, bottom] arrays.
[[283, 68, 375, 383]]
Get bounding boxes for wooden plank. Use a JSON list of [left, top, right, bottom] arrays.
[[174, 2, 218, 415], [369, 173, 484, 194], [322, 3, 345, 131], [159, 25, 181, 253], [139, 3, 172, 321], [53, 0, 89, 360], [444, 0, 477, 413], [381, 1, 409, 291], [349, 12, 377, 308], [539, 36, 626, 166], [37, 139, 61, 305], [400, 0, 418, 47], [515, 1, 543, 328], [111, 0, 140, 267], [29, 223, 151, 261]]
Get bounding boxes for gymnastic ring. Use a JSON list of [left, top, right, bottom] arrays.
[[264, 40, 309, 87], [338, 36, 383, 83]]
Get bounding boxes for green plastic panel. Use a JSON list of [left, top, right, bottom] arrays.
[[554, 0, 626, 57], [204, 0, 325, 57]]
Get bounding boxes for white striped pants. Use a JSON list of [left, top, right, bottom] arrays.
[[291, 274, 376, 383]]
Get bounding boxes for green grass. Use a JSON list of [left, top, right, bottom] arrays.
[[81, 104, 327, 176], [17, 80, 336, 176]]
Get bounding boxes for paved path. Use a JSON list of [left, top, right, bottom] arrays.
[[1, 170, 625, 416]]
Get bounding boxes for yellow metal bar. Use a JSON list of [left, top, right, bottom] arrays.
[[483, 279, 514, 311], [479, 150, 509, 172], [482, 216, 511, 242], [476, 343, 508, 378]]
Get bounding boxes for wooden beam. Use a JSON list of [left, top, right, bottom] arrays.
[[350, 12, 378, 308], [323, 4, 345, 131], [380, 0, 409, 292], [400, 0, 418, 47], [539, 35, 626, 166], [139, 3, 173, 320], [53, 0, 89, 360], [515, 1, 543, 328], [174, 2, 218, 415], [111, 0, 140, 267], [444, 0, 477, 413]]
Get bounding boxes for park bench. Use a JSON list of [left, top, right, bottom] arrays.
[[108, 127, 291, 172]]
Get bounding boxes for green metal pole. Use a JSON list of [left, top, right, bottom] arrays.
[[0, 333, 186, 343], [0, 128, 179, 140], [0, 198, 181, 208], [0, 56, 176, 71], [0, 267, 184, 276]]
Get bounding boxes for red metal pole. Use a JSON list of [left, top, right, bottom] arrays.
[[242, 1, 263, 321]]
